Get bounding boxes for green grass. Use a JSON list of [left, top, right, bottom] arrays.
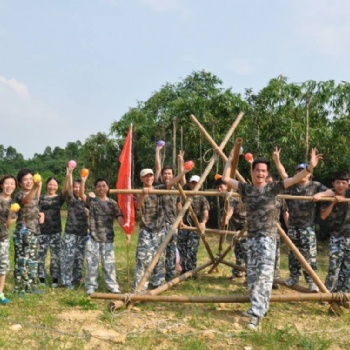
[[0, 218, 349, 349]]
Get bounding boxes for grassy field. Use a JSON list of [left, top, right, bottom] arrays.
[[0, 218, 349, 350]]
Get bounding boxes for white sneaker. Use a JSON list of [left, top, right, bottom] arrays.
[[51, 283, 59, 288], [108, 289, 121, 294], [86, 288, 95, 295], [308, 282, 319, 292], [285, 277, 299, 287], [247, 315, 260, 330]]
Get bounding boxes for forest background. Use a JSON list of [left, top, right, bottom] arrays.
[[1, 70, 349, 232]]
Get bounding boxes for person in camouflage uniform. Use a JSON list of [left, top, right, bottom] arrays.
[[13, 169, 44, 295], [215, 177, 247, 279], [0, 175, 17, 304], [80, 175, 127, 295], [154, 145, 185, 281], [265, 175, 289, 289], [273, 148, 327, 292], [319, 171, 350, 293], [38, 177, 66, 288], [222, 148, 322, 330], [178, 175, 210, 278], [60, 167, 88, 289], [134, 167, 188, 291]]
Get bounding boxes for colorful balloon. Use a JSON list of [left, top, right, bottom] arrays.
[[68, 160, 77, 169]]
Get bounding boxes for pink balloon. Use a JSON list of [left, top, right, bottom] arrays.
[[68, 160, 77, 169]]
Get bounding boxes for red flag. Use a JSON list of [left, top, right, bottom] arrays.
[[116, 125, 135, 234]]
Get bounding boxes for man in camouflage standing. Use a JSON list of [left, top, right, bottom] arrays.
[[273, 148, 327, 292], [222, 148, 322, 330], [154, 145, 185, 281], [134, 167, 188, 291], [178, 175, 210, 278], [60, 167, 88, 289], [80, 176, 128, 295]]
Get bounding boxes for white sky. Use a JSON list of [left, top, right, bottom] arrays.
[[1, 0, 350, 159]]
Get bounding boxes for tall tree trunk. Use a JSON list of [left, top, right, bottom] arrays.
[[305, 95, 310, 161], [173, 118, 177, 171]]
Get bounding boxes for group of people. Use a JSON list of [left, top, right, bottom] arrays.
[[0, 166, 132, 303], [1, 144, 349, 332], [221, 147, 350, 330]]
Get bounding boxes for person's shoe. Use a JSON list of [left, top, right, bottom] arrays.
[[65, 283, 74, 290], [51, 279, 59, 288], [247, 315, 260, 330], [285, 277, 299, 287], [86, 288, 95, 295], [0, 293, 9, 305], [308, 282, 319, 293], [108, 289, 121, 294], [272, 283, 280, 290], [31, 286, 44, 295]]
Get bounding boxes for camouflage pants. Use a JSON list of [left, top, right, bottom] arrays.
[[274, 237, 281, 278], [287, 226, 317, 283], [165, 223, 178, 281], [37, 233, 61, 281], [232, 237, 248, 276], [177, 229, 200, 273], [60, 233, 86, 286], [247, 236, 276, 318], [134, 228, 166, 291], [85, 239, 119, 292], [13, 228, 38, 291], [0, 239, 10, 275], [325, 236, 350, 292]]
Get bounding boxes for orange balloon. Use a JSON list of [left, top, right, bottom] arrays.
[[80, 168, 89, 177], [184, 160, 194, 170], [244, 153, 253, 161]]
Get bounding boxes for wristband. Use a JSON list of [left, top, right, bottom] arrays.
[[306, 166, 313, 173]]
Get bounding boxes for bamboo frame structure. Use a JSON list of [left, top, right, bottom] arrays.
[[110, 113, 243, 312], [94, 112, 348, 318]]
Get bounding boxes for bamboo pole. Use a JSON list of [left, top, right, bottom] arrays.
[[111, 189, 341, 203], [218, 138, 243, 253], [183, 226, 247, 237], [208, 224, 247, 274], [108, 260, 213, 311], [190, 113, 246, 183], [93, 292, 350, 304], [277, 223, 343, 316]]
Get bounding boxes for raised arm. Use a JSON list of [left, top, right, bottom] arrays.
[[272, 147, 288, 180], [178, 150, 186, 186], [167, 165, 191, 189], [79, 173, 88, 202], [221, 151, 240, 190], [283, 148, 323, 189], [154, 144, 164, 182], [62, 167, 73, 196]]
